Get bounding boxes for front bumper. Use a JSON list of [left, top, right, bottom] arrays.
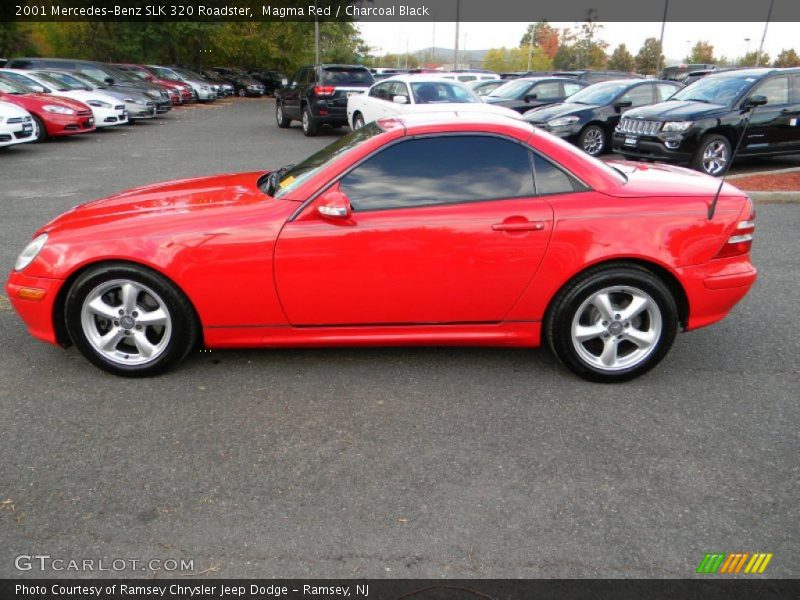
[[44, 112, 95, 136], [126, 103, 157, 119], [612, 131, 695, 162], [674, 256, 757, 331], [0, 121, 35, 146], [6, 271, 65, 346], [92, 106, 128, 127]]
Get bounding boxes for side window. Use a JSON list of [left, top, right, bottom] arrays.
[[752, 76, 789, 105], [532, 81, 561, 100], [389, 81, 409, 101], [563, 82, 584, 97], [340, 136, 535, 212], [621, 84, 654, 107], [290, 68, 303, 87], [656, 84, 678, 102], [532, 154, 581, 196], [792, 75, 800, 104], [369, 82, 391, 100]]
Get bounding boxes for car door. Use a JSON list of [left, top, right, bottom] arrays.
[[789, 75, 800, 151], [743, 75, 794, 152], [273, 135, 554, 326], [283, 67, 309, 119], [362, 81, 394, 121]]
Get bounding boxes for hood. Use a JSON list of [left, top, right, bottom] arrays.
[[603, 160, 743, 198], [54, 90, 120, 105], [7, 92, 90, 111], [0, 99, 31, 118], [524, 102, 591, 123], [621, 100, 727, 120], [42, 172, 270, 233]]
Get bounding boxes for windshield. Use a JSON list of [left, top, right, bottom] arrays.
[[411, 81, 481, 104], [320, 67, 374, 86], [34, 72, 74, 91], [151, 67, 181, 81], [0, 76, 31, 94], [269, 122, 384, 198], [72, 72, 105, 88], [487, 79, 534, 99], [671, 75, 755, 105], [565, 81, 630, 105], [42, 71, 90, 90], [0, 71, 44, 90]]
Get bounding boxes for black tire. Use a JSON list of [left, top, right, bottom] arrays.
[[301, 105, 318, 137], [32, 115, 47, 142], [544, 264, 678, 383], [691, 133, 732, 176], [352, 113, 365, 130], [275, 101, 291, 128], [64, 263, 199, 377], [578, 124, 606, 156], [238, 88, 246, 97]]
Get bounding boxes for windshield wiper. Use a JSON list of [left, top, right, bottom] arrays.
[[683, 98, 711, 103], [265, 164, 295, 196]]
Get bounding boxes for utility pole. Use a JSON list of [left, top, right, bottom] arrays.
[[314, 0, 320, 63], [755, 0, 775, 67], [453, 0, 460, 70], [405, 39, 409, 70], [657, 0, 669, 76], [431, 22, 435, 65], [527, 26, 533, 71]]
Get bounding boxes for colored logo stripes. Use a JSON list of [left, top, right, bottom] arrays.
[[696, 552, 773, 574]]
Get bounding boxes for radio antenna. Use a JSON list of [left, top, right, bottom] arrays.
[[708, 97, 765, 219]]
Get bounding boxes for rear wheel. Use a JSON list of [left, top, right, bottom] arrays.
[[352, 113, 365, 130], [301, 105, 318, 137], [578, 124, 606, 156], [276, 102, 291, 128], [691, 133, 731, 176], [32, 115, 47, 142], [64, 264, 199, 377], [545, 265, 678, 382]]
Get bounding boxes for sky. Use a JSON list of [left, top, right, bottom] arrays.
[[358, 21, 799, 64]]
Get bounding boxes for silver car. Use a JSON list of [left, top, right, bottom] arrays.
[[148, 66, 216, 102], [40, 70, 157, 120]]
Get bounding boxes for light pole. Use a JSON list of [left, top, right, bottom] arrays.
[[657, 0, 669, 76], [755, 0, 775, 67], [743, 37, 751, 66], [454, 0, 461, 70]]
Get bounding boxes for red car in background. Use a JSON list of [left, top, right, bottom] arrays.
[[113, 63, 192, 104], [0, 75, 95, 141], [6, 113, 756, 382]]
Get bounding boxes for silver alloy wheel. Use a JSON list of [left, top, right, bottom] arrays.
[[353, 115, 364, 130], [702, 140, 729, 175], [570, 285, 662, 372], [276, 104, 283, 124], [302, 110, 309, 131], [80, 279, 172, 366], [582, 127, 604, 155]]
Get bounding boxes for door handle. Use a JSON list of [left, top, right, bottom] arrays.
[[492, 221, 546, 232]]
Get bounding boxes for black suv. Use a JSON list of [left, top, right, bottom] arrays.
[[613, 68, 800, 175], [275, 64, 374, 136]]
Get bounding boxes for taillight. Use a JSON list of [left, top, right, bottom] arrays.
[[715, 197, 755, 258], [314, 86, 335, 97]]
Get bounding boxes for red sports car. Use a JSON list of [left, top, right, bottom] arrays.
[[6, 113, 756, 382], [0, 76, 95, 140]]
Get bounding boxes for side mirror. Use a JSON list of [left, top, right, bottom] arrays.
[[104, 77, 115, 85], [745, 94, 768, 108], [523, 93, 537, 102], [392, 95, 408, 104], [317, 189, 352, 220], [614, 99, 633, 111], [31, 85, 46, 93]]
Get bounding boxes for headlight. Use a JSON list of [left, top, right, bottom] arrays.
[[87, 100, 112, 108], [15, 233, 48, 271], [43, 105, 75, 115], [547, 115, 580, 127], [662, 121, 692, 132]]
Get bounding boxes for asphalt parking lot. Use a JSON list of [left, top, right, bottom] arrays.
[[0, 98, 798, 579]]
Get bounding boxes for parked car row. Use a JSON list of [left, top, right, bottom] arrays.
[[279, 64, 800, 176]]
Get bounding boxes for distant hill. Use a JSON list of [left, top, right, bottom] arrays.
[[412, 46, 489, 66]]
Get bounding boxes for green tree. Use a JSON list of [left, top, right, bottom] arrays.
[[685, 41, 716, 64], [607, 44, 635, 72], [737, 50, 770, 67], [0, 22, 37, 56], [635, 38, 664, 75], [773, 48, 800, 67]]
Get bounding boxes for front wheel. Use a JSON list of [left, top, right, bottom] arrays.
[[64, 264, 199, 377], [578, 124, 606, 156], [691, 133, 731, 176], [545, 265, 678, 382], [32, 115, 47, 142]]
